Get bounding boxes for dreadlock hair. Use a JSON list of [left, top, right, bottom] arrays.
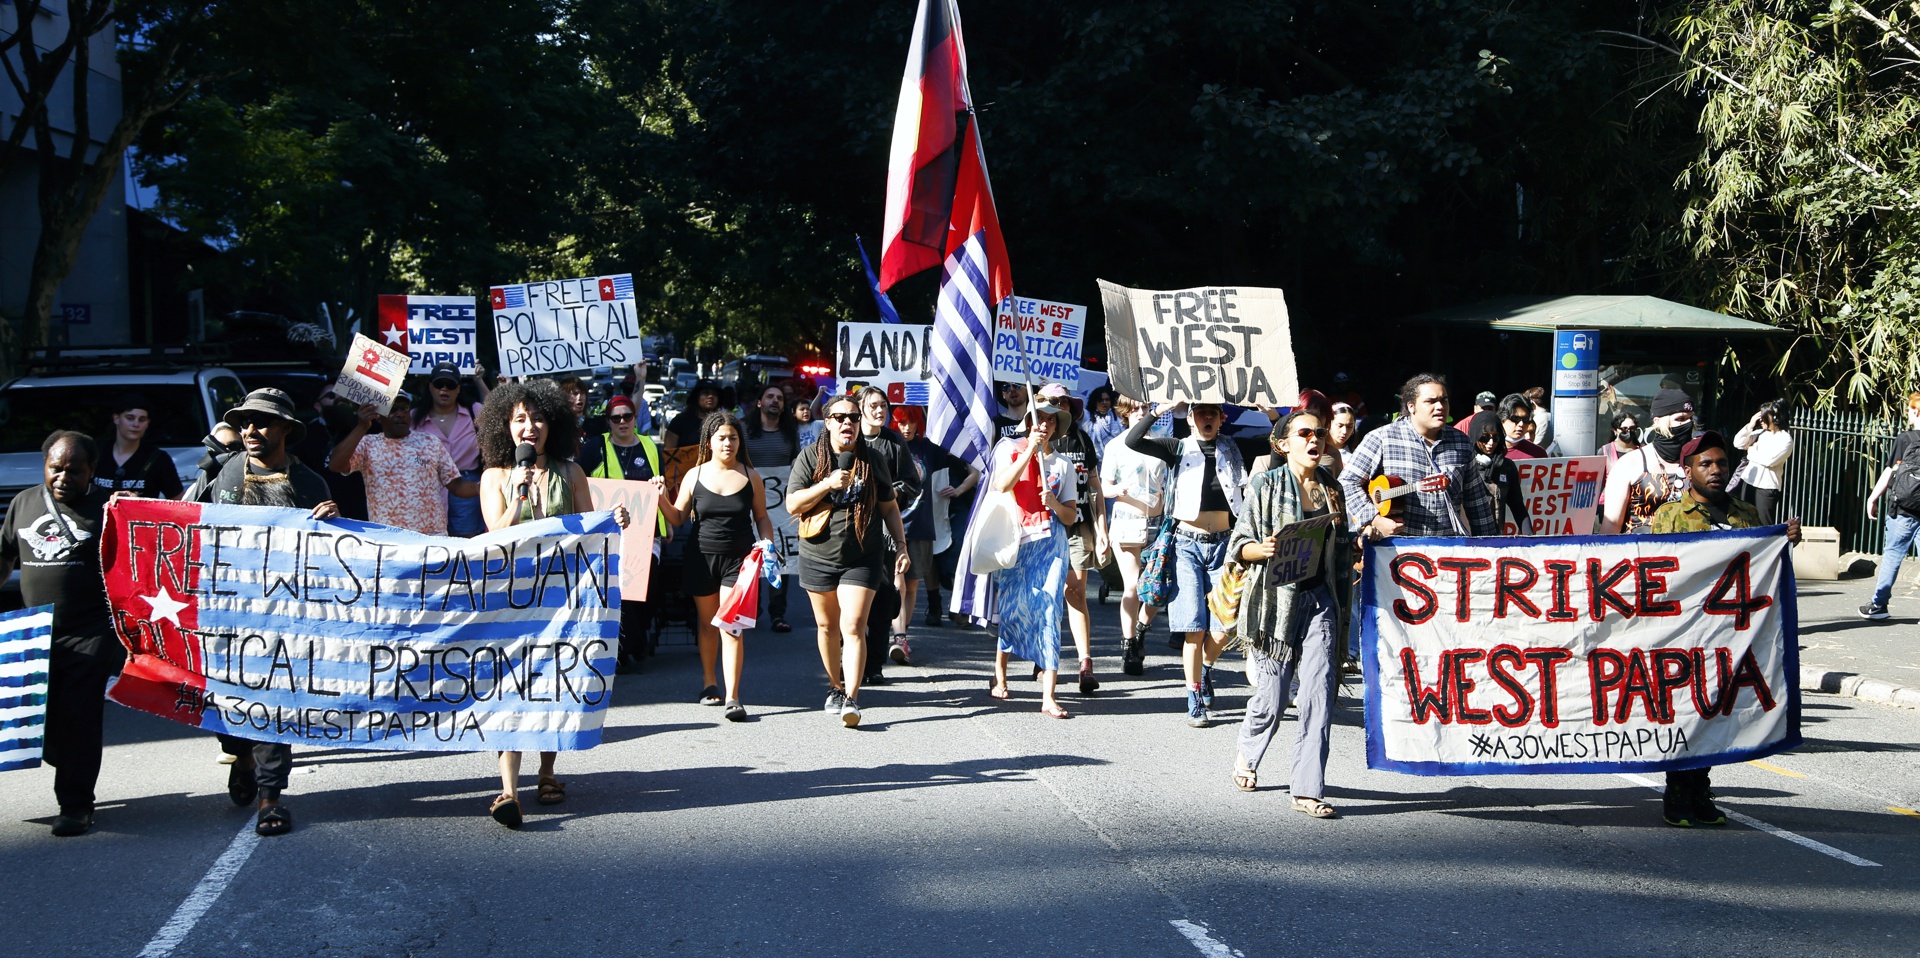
[[477, 380, 580, 468], [697, 411, 749, 467]]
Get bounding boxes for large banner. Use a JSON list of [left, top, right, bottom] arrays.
[[101, 500, 622, 753], [1097, 281, 1297, 407], [0, 606, 52, 772], [1502, 456, 1606, 536], [377, 294, 479, 375], [490, 274, 644, 377], [1359, 528, 1799, 775], [993, 296, 1086, 390], [836, 322, 933, 389]]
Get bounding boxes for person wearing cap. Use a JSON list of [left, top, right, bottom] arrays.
[[328, 390, 477, 536], [1037, 382, 1108, 693], [200, 387, 341, 837], [665, 380, 727, 450], [1600, 387, 1696, 534], [1646, 430, 1799, 826], [580, 392, 671, 672], [95, 392, 185, 500], [415, 361, 488, 536], [1453, 391, 1499, 434]]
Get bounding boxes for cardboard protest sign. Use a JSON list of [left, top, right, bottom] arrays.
[[657, 446, 702, 505], [1358, 528, 1799, 775], [489, 274, 644, 378], [1268, 514, 1335, 587], [377, 294, 479, 375], [102, 499, 621, 752], [336, 333, 409, 414], [0, 606, 53, 772], [1096, 281, 1297, 407], [586, 478, 660, 602], [837, 322, 933, 389], [759, 457, 802, 565], [993, 296, 1086, 390], [1501, 456, 1606, 536]]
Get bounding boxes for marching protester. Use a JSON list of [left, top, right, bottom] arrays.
[[0, 432, 117, 837], [786, 394, 910, 727], [1733, 400, 1793, 524], [659, 412, 777, 721], [182, 421, 243, 502], [992, 381, 1031, 440], [414, 362, 488, 536], [1100, 396, 1169, 675], [1645, 431, 1800, 826], [1038, 382, 1107, 693], [664, 380, 727, 450], [202, 388, 341, 837], [742, 383, 800, 633], [1084, 385, 1125, 451], [1860, 391, 1920, 620], [475, 380, 631, 827], [985, 406, 1079, 717], [329, 391, 478, 536], [95, 394, 185, 499], [1500, 393, 1548, 458], [1454, 391, 1498, 432], [887, 405, 978, 649], [1599, 388, 1695, 534], [1327, 372, 1367, 419], [557, 375, 600, 437], [794, 392, 823, 447], [1525, 386, 1553, 449], [1339, 374, 1501, 540], [579, 393, 670, 672], [1325, 402, 1357, 476], [1125, 399, 1245, 727], [855, 387, 922, 681], [1605, 411, 1642, 463], [1467, 410, 1530, 533], [1227, 410, 1351, 816]]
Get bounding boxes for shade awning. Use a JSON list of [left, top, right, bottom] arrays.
[[1402, 295, 1786, 335]]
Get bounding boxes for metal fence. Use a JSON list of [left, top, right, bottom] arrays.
[[1778, 408, 1901, 555]]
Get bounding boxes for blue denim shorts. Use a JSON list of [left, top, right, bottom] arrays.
[[1167, 530, 1229, 634]]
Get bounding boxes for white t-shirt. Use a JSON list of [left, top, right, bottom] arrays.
[[993, 438, 1078, 543]]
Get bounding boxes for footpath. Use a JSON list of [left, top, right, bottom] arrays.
[[1796, 566, 1920, 709]]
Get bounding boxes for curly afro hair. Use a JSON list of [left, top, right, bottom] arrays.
[[477, 380, 580, 468]]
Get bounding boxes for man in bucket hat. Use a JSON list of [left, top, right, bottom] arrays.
[[197, 387, 338, 836]]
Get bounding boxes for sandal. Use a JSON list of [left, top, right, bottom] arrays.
[[1232, 762, 1258, 792], [536, 777, 566, 806], [1292, 796, 1337, 818], [1040, 703, 1072, 719], [254, 804, 293, 836], [698, 685, 722, 706], [723, 700, 748, 722], [987, 684, 1010, 700], [489, 794, 522, 829]]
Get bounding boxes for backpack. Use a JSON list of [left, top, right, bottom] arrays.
[[1891, 440, 1920, 517]]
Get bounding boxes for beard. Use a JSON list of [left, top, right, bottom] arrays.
[[1700, 486, 1732, 507]]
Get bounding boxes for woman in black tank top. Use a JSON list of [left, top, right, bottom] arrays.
[[661, 412, 777, 721]]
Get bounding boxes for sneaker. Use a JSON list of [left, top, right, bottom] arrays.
[[1662, 803, 1696, 828], [889, 637, 913, 666], [865, 670, 888, 686], [1859, 603, 1890, 620], [699, 684, 722, 706], [1078, 659, 1100, 694], [1200, 665, 1216, 707], [1186, 690, 1210, 728], [840, 697, 863, 727], [1691, 797, 1728, 826], [49, 811, 92, 838], [824, 687, 847, 712]]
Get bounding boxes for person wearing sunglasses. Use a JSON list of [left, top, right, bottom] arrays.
[[1498, 393, 1548, 459], [786, 394, 910, 727], [1467, 410, 1531, 534], [1226, 410, 1351, 816], [580, 394, 671, 673], [414, 362, 488, 536]]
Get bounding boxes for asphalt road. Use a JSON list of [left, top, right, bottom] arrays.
[[3, 592, 1918, 958]]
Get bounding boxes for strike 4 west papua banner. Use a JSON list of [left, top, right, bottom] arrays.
[[101, 499, 622, 753], [1358, 527, 1800, 775]]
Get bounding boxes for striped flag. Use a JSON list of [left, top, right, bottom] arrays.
[[0, 605, 53, 772]]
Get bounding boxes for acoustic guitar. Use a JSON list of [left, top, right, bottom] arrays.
[[1367, 473, 1450, 518]]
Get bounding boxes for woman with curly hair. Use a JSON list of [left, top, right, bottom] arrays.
[[659, 411, 776, 721], [476, 379, 633, 828], [785, 394, 909, 727]]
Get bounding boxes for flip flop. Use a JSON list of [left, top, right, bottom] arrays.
[[987, 685, 1010, 700], [1040, 703, 1072, 719], [254, 804, 293, 836], [489, 794, 522, 829]]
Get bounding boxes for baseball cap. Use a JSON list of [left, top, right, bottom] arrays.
[[428, 362, 461, 387]]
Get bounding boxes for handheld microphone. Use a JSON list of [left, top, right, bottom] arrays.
[[515, 442, 537, 500], [837, 450, 855, 473]]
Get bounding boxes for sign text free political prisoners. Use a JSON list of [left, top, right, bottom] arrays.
[[490, 274, 644, 378]]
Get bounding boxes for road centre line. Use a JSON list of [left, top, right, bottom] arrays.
[[1892, 807, 1920, 818], [1746, 760, 1805, 778], [1617, 774, 1882, 867], [136, 816, 263, 957], [1170, 919, 1247, 958]]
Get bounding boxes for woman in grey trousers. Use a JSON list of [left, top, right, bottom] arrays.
[[1226, 409, 1351, 817]]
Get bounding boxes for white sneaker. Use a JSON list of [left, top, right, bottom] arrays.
[[840, 698, 863, 728]]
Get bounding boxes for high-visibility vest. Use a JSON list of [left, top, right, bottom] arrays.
[[590, 434, 668, 536]]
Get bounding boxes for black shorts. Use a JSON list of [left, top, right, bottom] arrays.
[[800, 552, 888, 593], [685, 548, 751, 598]]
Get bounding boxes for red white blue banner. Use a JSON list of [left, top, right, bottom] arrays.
[[1359, 527, 1800, 775], [101, 499, 621, 752], [0, 605, 53, 772]]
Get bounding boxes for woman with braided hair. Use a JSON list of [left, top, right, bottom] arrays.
[[786, 394, 910, 727]]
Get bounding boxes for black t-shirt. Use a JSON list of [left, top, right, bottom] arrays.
[[789, 441, 895, 566], [667, 409, 714, 446], [992, 413, 1029, 441], [1049, 426, 1101, 517], [578, 434, 658, 481], [903, 436, 966, 540], [1, 485, 114, 654], [95, 442, 184, 500]]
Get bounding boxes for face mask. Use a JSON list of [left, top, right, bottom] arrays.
[[1651, 429, 1688, 463], [1474, 452, 1494, 467]]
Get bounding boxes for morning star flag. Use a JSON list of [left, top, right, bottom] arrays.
[[100, 499, 621, 753], [1358, 527, 1800, 776], [0, 606, 53, 772], [376, 294, 480, 376]]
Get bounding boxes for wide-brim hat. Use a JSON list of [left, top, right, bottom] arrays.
[[224, 387, 307, 443]]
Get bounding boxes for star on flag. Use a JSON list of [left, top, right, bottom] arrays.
[[144, 586, 189, 628], [375, 294, 410, 348]]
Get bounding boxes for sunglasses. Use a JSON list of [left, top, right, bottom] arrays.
[[431, 381, 459, 390], [232, 415, 277, 430], [609, 413, 635, 423], [1291, 427, 1329, 439], [1477, 432, 1498, 444], [1506, 416, 1531, 425], [827, 412, 860, 424]]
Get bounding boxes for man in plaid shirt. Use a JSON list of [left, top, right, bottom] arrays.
[[1339, 373, 1500, 540]]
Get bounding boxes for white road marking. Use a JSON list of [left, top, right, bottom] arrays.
[[1617, 773, 1882, 867], [1170, 919, 1246, 957], [136, 817, 263, 957]]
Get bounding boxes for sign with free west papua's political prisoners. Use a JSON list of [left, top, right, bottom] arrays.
[[1359, 528, 1799, 776], [101, 499, 622, 753], [836, 322, 933, 390], [993, 297, 1086, 391], [490, 274, 644, 378], [1097, 281, 1298, 407], [377, 294, 478, 375]]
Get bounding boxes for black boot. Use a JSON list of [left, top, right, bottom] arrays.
[[1122, 637, 1145, 676]]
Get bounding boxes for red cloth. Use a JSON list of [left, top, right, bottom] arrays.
[[711, 547, 766, 632]]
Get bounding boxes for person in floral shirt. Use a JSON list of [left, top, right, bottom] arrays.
[[328, 391, 478, 534]]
